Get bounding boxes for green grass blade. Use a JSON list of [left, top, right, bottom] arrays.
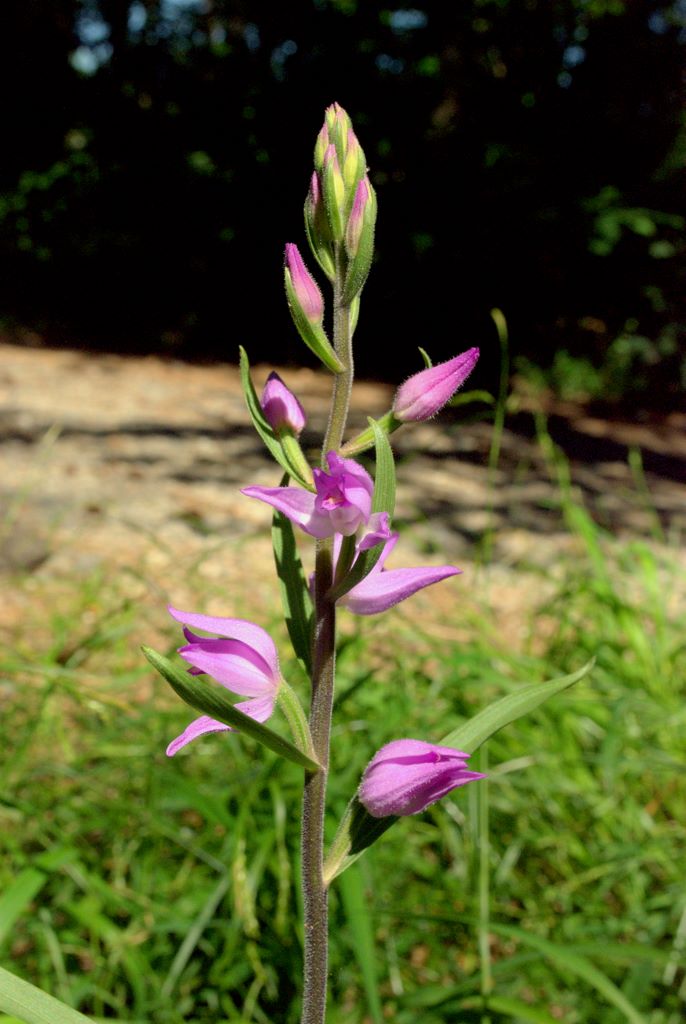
[[0, 967, 96, 1024], [239, 346, 313, 489], [338, 865, 384, 1024], [492, 924, 647, 1024], [457, 994, 560, 1022], [0, 870, 48, 948], [160, 875, 231, 999], [271, 499, 313, 673], [142, 646, 320, 772], [440, 659, 594, 752]]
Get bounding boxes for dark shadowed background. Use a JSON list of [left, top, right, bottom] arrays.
[[1, 0, 684, 402]]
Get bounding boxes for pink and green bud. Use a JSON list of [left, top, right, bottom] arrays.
[[285, 243, 324, 324], [260, 372, 306, 436], [304, 171, 335, 280], [325, 101, 352, 160], [359, 739, 484, 818], [343, 176, 377, 303], [343, 129, 366, 191], [393, 348, 480, 422], [284, 243, 342, 373], [314, 124, 330, 172], [322, 144, 346, 241], [345, 176, 373, 257]]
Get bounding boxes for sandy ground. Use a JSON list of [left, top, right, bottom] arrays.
[[1, 342, 684, 654]]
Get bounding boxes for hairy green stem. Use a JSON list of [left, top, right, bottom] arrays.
[[322, 250, 354, 460], [300, 247, 353, 1024]]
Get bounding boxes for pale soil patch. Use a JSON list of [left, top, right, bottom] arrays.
[[1, 343, 684, 662]]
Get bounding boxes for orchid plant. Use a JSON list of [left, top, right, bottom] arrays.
[[139, 104, 592, 1024], [0, 103, 597, 1024]]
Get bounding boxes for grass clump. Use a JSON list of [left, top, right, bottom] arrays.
[[1, 431, 684, 1024]]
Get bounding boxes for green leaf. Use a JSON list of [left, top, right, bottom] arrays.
[[440, 659, 594, 751], [338, 865, 384, 1024], [323, 661, 594, 882], [238, 347, 313, 490], [327, 418, 396, 602], [142, 646, 320, 772], [0, 869, 48, 949], [491, 924, 647, 1024], [271, 496, 313, 674], [418, 346, 433, 368], [0, 966, 96, 1024]]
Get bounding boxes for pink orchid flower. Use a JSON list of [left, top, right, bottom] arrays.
[[166, 607, 281, 756], [359, 739, 485, 817], [242, 451, 373, 538]]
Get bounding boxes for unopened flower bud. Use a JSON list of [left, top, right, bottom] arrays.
[[304, 171, 335, 280], [322, 145, 346, 241], [325, 101, 352, 159], [345, 176, 373, 257], [343, 129, 366, 191], [284, 243, 324, 324], [260, 372, 306, 436], [342, 176, 377, 303], [284, 242, 342, 373], [393, 348, 480, 422], [359, 739, 484, 818], [314, 125, 330, 172]]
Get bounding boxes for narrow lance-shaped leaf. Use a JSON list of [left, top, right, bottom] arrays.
[[0, 965, 97, 1024], [239, 347, 314, 490], [327, 419, 396, 602], [143, 646, 320, 772], [271, 485, 313, 674], [323, 660, 594, 883]]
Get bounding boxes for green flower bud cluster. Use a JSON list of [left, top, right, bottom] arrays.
[[304, 102, 376, 305]]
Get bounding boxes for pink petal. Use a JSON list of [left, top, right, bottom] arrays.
[[168, 606, 278, 676], [356, 512, 392, 553], [181, 633, 273, 679], [260, 372, 306, 434], [359, 739, 484, 817], [179, 640, 276, 697], [341, 566, 461, 615], [166, 715, 232, 756], [241, 486, 332, 538], [234, 693, 276, 723]]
